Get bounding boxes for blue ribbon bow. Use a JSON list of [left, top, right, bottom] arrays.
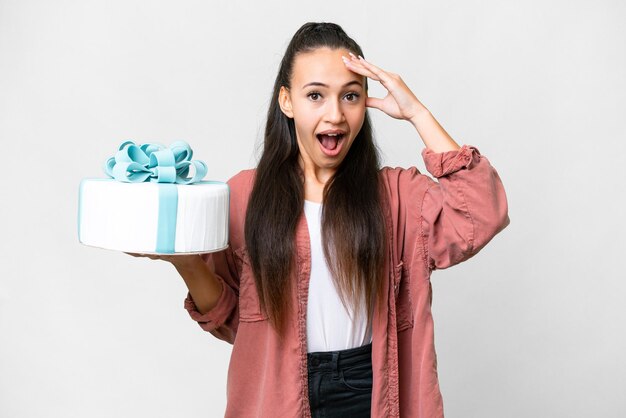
[[103, 140, 207, 184]]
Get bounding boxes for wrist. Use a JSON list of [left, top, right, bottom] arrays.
[[408, 106, 431, 129]]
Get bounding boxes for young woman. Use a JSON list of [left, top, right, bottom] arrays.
[[130, 22, 509, 418]]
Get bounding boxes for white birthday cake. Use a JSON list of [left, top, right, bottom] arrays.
[[78, 141, 229, 254]]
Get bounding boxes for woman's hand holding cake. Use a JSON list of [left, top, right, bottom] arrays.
[[126, 252, 223, 314]]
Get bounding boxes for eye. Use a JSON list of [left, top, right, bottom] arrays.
[[345, 92, 360, 102], [307, 91, 322, 101]]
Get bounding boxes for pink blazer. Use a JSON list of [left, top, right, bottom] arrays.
[[184, 144, 510, 417]]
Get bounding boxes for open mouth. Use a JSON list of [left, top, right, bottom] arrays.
[[316, 133, 345, 151]]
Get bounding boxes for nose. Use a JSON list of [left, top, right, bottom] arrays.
[[324, 99, 345, 124]]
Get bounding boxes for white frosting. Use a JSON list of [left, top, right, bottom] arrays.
[[78, 179, 229, 254]]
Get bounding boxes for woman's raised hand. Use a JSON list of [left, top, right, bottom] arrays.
[[342, 52, 427, 121]]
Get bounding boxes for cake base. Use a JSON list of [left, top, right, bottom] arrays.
[[80, 243, 230, 255]]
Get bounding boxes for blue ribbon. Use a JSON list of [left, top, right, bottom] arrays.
[[103, 140, 208, 253], [103, 140, 207, 184], [156, 184, 178, 253]]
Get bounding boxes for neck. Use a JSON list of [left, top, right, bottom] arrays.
[[299, 156, 331, 203], [298, 154, 336, 183]]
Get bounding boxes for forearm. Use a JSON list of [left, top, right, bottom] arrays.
[[172, 256, 223, 314], [409, 107, 461, 153]]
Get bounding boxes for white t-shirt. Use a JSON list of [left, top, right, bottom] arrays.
[[304, 200, 373, 353]]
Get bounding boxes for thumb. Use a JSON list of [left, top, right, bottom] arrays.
[[365, 96, 384, 110]]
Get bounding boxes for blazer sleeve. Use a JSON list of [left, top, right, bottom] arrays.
[[183, 245, 240, 344], [420, 144, 510, 270]]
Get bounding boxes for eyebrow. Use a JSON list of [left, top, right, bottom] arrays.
[[301, 80, 363, 90]]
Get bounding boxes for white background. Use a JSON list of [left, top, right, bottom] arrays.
[[1, 0, 625, 417]]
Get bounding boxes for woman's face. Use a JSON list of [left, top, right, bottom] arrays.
[[279, 47, 366, 179]]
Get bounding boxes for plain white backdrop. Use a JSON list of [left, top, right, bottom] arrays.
[[1, 0, 625, 417]]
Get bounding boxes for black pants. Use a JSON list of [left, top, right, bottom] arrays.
[[307, 343, 373, 417]]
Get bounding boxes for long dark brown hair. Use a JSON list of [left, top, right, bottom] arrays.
[[244, 22, 387, 335]]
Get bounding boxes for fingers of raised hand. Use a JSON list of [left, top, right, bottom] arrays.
[[345, 53, 400, 87], [343, 53, 380, 81]]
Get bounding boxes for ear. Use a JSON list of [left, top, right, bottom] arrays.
[[278, 86, 294, 118]]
